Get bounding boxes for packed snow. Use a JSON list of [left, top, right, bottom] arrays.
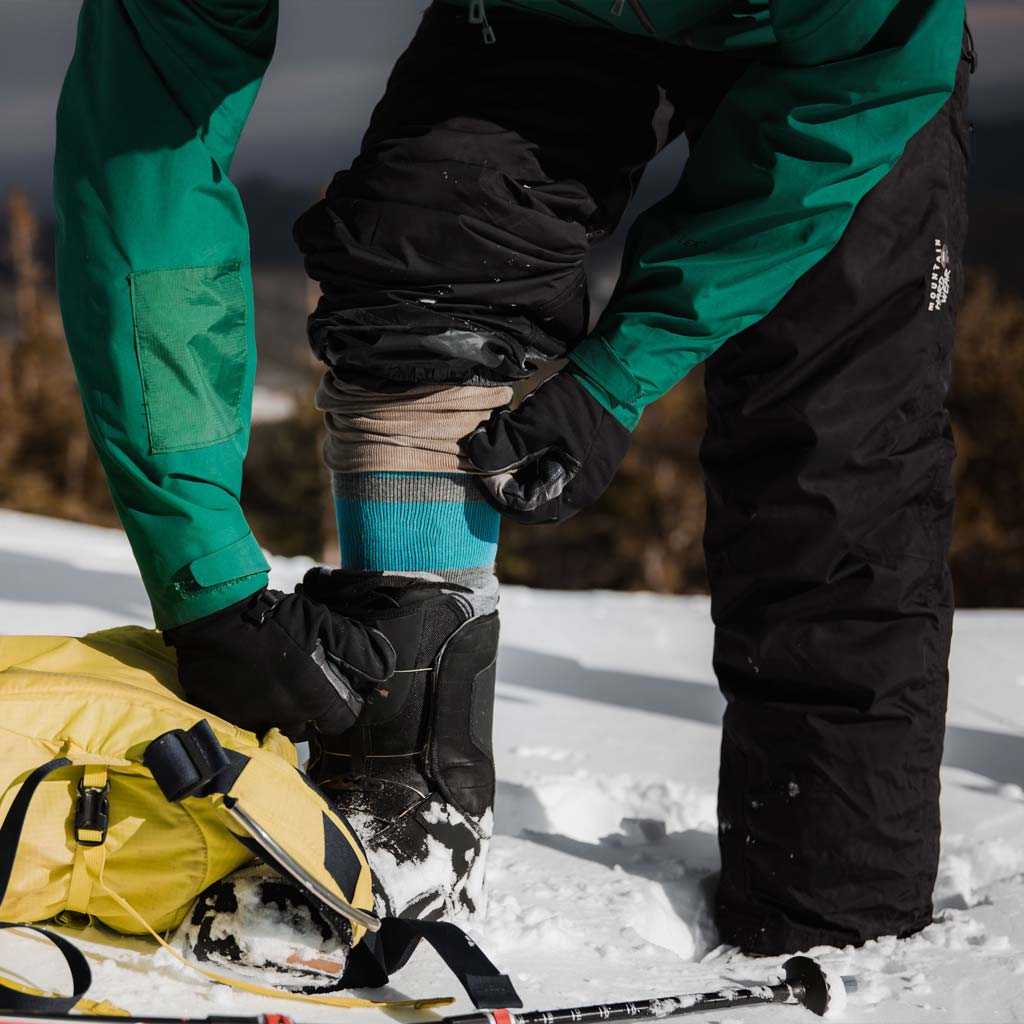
[[2, 509, 1024, 1022]]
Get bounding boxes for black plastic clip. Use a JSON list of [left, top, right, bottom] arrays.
[[241, 589, 281, 626], [74, 780, 110, 847]]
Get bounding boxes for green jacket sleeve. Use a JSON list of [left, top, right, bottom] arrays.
[[55, 0, 278, 628], [569, 0, 965, 430]]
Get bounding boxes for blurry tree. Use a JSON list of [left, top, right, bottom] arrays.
[[244, 400, 334, 561], [947, 272, 1024, 605], [0, 191, 334, 560], [1, 192, 1021, 606], [0, 191, 116, 525], [500, 271, 1024, 606], [497, 371, 708, 594]]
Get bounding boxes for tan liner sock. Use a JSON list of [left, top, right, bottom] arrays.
[[317, 375, 513, 474]]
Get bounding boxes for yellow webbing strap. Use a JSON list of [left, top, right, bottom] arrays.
[[95, 861, 453, 1012], [79, 998, 131, 1016], [66, 765, 109, 915], [0, 979, 128, 1016]]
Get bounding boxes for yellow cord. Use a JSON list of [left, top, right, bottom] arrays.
[[94, 864, 453, 1012]]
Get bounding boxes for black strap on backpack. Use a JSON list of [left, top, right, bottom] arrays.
[[344, 917, 523, 1009], [146, 721, 522, 1010], [0, 758, 94, 1012], [2, 744, 521, 1013]]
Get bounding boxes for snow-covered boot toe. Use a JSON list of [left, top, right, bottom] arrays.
[[300, 568, 498, 922], [178, 864, 353, 991]]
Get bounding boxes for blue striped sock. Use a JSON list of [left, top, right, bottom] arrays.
[[332, 472, 499, 610]]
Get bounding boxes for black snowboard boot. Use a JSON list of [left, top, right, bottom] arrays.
[[299, 567, 499, 922]]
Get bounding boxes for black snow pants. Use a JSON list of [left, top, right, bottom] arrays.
[[294, 3, 973, 954]]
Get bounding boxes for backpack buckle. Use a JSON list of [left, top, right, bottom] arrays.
[[144, 720, 237, 802], [75, 780, 110, 847]]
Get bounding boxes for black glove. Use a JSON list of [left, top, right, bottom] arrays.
[[461, 371, 630, 524], [165, 588, 396, 741]]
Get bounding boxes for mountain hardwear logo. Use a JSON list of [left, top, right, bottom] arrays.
[[928, 237, 951, 312]]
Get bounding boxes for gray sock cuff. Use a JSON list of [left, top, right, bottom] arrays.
[[332, 472, 488, 504]]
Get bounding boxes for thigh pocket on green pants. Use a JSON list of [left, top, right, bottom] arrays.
[[129, 262, 247, 454]]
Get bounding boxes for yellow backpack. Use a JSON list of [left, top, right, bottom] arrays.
[[0, 627, 518, 1015]]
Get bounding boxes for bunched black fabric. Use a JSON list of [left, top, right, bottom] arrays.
[[165, 589, 396, 741], [462, 371, 630, 524], [292, 3, 745, 390]]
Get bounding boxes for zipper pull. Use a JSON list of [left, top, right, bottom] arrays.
[[962, 19, 978, 75], [469, 0, 496, 43], [626, 0, 657, 34], [242, 589, 282, 626]]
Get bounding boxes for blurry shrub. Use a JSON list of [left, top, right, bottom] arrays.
[[497, 371, 708, 594], [0, 190, 333, 555], [947, 272, 1024, 605], [502, 271, 1024, 605], [0, 192, 117, 526], [244, 402, 335, 561], [1, 192, 1021, 605]]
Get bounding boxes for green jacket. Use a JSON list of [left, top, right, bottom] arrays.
[[56, 0, 277, 628], [54, 0, 963, 627], [449, 0, 966, 429]]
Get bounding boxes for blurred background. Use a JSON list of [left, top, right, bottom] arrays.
[[0, 1, 1021, 605]]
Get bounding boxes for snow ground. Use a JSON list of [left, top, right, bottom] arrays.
[[1, 509, 1023, 1022]]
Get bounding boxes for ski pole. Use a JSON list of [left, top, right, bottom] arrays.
[[444, 956, 856, 1023], [0, 1015, 297, 1024]]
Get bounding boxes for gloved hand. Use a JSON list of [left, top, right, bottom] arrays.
[[461, 371, 630, 524], [165, 588, 396, 741]]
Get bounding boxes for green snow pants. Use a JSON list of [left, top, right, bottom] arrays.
[[54, 0, 279, 628]]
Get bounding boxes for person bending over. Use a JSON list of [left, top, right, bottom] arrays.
[[56, 0, 972, 955]]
